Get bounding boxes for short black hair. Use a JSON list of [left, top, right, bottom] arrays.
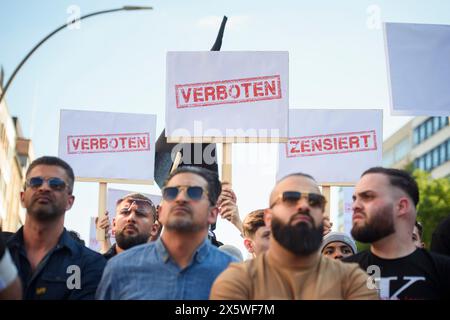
[[277, 172, 317, 183], [362, 167, 419, 207], [164, 166, 221, 206], [26, 156, 75, 194]]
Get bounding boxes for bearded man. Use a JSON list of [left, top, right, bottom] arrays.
[[343, 167, 450, 300], [210, 173, 377, 300]]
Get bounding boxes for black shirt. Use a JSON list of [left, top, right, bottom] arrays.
[[343, 248, 450, 300], [431, 215, 450, 257], [7, 227, 106, 300], [103, 244, 117, 260]]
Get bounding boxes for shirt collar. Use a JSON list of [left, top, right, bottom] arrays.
[[155, 237, 211, 264], [7, 226, 77, 255]]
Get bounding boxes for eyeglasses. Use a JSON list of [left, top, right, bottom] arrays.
[[270, 191, 326, 209], [162, 185, 208, 202], [118, 199, 156, 219], [26, 176, 68, 191]]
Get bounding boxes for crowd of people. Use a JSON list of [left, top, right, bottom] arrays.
[[1, 155, 449, 300]]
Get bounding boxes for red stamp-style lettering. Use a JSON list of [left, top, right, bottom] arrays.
[[286, 130, 377, 158], [67, 132, 150, 154], [175, 75, 282, 108]]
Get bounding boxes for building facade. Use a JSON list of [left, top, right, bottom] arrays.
[[383, 116, 450, 178], [0, 85, 34, 231]]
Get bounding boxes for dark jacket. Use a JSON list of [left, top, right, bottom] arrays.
[[7, 227, 106, 300]]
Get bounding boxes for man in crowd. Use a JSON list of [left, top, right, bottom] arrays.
[[320, 232, 357, 260], [98, 193, 160, 260], [413, 221, 425, 249], [6, 156, 106, 299], [242, 209, 270, 258], [344, 167, 450, 299], [96, 166, 237, 299], [431, 214, 450, 256], [210, 172, 377, 299]]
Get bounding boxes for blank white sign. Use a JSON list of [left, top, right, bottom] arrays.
[[384, 22, 450, 116]]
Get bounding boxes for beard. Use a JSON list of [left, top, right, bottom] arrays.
[[164, 205, 206, 233], [351, 204, 395, 243], [115, 230, 149, 250], [27, 195, 65, 222], [271, 211, 324, 256]]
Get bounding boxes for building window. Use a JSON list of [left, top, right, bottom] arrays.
[[420, 124, 426, 142], [447, 139, 450, 161], [442, 117, 449, 128], [434, 117, 441, 131], [427, 119, 433, 137], [419, 157, 426, 170], [440, 143, 447, 164], [413, 128, 420, 145], [425, 153, 432, 171], [432, 148, 440, 168]]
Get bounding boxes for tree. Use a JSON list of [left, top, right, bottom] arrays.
[[413, 170, 450, 248]]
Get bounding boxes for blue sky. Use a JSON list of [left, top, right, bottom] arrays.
[[1, 0, 449, 255]]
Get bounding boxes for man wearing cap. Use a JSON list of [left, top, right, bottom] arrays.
[[210, 172, 378, 300], [96, 166, 237, 300], [320, 232, 357, 260]]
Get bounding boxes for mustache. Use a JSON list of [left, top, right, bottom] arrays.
[[121, 223, 138, 233], [170, 204, 193, 215], [31, 191, 53, 203], [289, 210, 313, 224]]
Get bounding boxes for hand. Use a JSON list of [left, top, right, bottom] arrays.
[[323, 217, 333, 236], [95, 212, 111, 238], [218, 187, 242, 233]]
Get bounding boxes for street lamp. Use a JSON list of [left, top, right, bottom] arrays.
[[0, 5, 153, 105]]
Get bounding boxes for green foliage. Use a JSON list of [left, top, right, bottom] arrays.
[[413, 170, 450, 248]]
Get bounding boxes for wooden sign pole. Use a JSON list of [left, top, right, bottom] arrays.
[[96, 182, 107, 241], [221, 143, 233, 186], [322, 185, 331, 218]]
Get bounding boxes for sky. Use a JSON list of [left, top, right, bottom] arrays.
[[1, 0, 450, 257]]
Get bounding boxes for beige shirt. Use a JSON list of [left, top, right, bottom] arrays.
[[210, 252, 379, 300]]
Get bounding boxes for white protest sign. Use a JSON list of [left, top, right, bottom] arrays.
[[106, 188, 162, 244], [166, 51, 289, 141], [277, 109, 383, 184], [88, 217, 101, 252], [384, 22, 450, 116], [58, 109, 156, 182]]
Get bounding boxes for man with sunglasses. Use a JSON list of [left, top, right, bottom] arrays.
[[6, 156, 106, 299], [343, 167, 450, 300], [96, 166, 237, 300], [210, 172, 377, 299], [101, 193, 160, 260]]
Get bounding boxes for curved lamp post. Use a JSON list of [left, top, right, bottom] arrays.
[[0, 5, 153, 105]]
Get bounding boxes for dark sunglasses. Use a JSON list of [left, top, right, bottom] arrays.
[[162, 185, 208, 202], [270, 191, 326, 209], [119, 199, 156, 218], [26, 176, 67, 191]]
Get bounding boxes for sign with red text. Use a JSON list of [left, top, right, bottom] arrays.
[[277, 109, 382, 184], [166, 51, 289, 139], [58, 109, 156, 181]]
